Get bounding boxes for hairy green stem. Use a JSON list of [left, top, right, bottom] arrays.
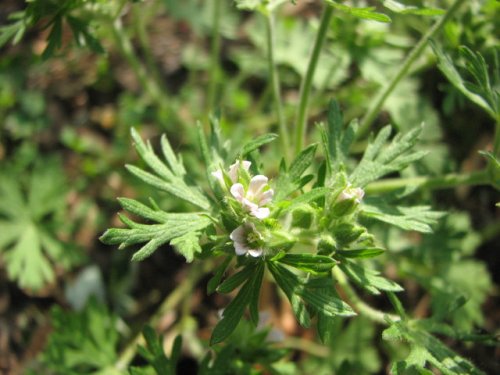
[[265, 12, 289, 162], [357, 0, 466, 139], [115, 262, 211, 370], [294, 4, 334, 155], [208, 0, 222, 110], [333, 268, 400, 325], [364, 169, 490, 195]]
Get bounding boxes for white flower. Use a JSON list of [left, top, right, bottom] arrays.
[[211, 160, 251, 185], [230, 175, 274, 219], [230, 223, 263, 257], [337, 184, 365, 204]]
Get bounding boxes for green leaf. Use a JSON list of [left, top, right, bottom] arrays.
[[300, 277, 356, 317], [267, 260, 311, 327], [361, 199, 444, 233], [135, 326, 179, 375], [340, 261, 403, 295], [277, 253, 337, 275], [41, 299, 119, 373], [129, 128, 210, 209], [382, 0, 444, 16], [319, 100, 358, 173], [275, 144, 317, 200], [0, 161, 82, 291], [431, 43, 498, 119], [217, 263, 257, 294], [207, 257, 232, 294], [170, 231, 202, 263], [383, 320, 486, 374], [211, 262, 264, 345], [327, 1, 392, 23], [279, 187, 329, 212], [100, 206, 211, 262], [350, 126, 426, 187], [336, 247, 385, 259], [240, 133, 278, 156]]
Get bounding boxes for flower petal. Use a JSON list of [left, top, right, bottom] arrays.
[[252, 207, 270, 219], [230, 183, 245, 201], [247, 248, 263, 257], [248, 175, 268, 197], [211, 170, 224, 184], [234, 242, 249, 256], [230, 225, 246, 243], [259, 189, 274, 205], [228, 160, 251, 182]]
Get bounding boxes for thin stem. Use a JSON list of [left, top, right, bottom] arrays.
[[333, 268, 400, 325], [265, 12, 289, 162], [357, 0, 466, 139], [111, 16, 170, 117], [294, 4, 334, 155], [208, 0, 222, 110], [364, 169, 490, 195], [115, 262, 211, 370]]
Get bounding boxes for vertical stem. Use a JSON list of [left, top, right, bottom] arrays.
[[294, 4, 334, 155], [266, 12, 289, 162], [357, 0, 466, 139], [208, 0, 222, 110], [111, 17, 170, 118]]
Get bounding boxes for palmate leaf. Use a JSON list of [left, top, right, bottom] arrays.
[[100, 198, 211, 262], [129, 128, 210, 210], [340, 261, 403, 295], [350, 125, 427, 187], [383, 320, 486, 375], [0, 161, 82, 291]]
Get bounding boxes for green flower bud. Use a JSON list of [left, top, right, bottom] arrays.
[[333, 222, 365, 246], [318, 234, 336, 254], [291, 204, 315, 229]]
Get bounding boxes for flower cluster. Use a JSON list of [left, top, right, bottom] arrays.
[[213, 160, 273, 257]]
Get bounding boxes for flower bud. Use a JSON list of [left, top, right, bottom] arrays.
[[333, 222, 365, 246], [318, 234, 336, 254], [291, 204, 315, 229]]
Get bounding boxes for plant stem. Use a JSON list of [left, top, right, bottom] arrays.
[[208, 0, 222, 110], [333, 268, 400, 325], [294, 4, 334, 155], [364, 169, 490, 195], [265, 12, 289, 162], [357, 0, 466, 139], [115, 262, 211, 370], [111, 16, 170, 117]]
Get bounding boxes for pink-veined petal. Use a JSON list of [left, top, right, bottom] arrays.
[[230, 226, 246, 243], [259, 189, 274, 205], [234, 242, 249, 256], [248, 175, 268, 197]]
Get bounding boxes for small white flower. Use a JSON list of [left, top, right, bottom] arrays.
[[230, 175, 274, 219], [211, 160, 251, 185], [337, 184, 365, 204], [230, 223, 263, 257]]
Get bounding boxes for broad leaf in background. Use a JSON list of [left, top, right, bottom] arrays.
[[383, 319, 486, 375], [431, 43, 499, 120], [382, 0, 445, 16], [326, 1, 392, 23], [0, 160, 83, 291], [40, 298, 121, 374]]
